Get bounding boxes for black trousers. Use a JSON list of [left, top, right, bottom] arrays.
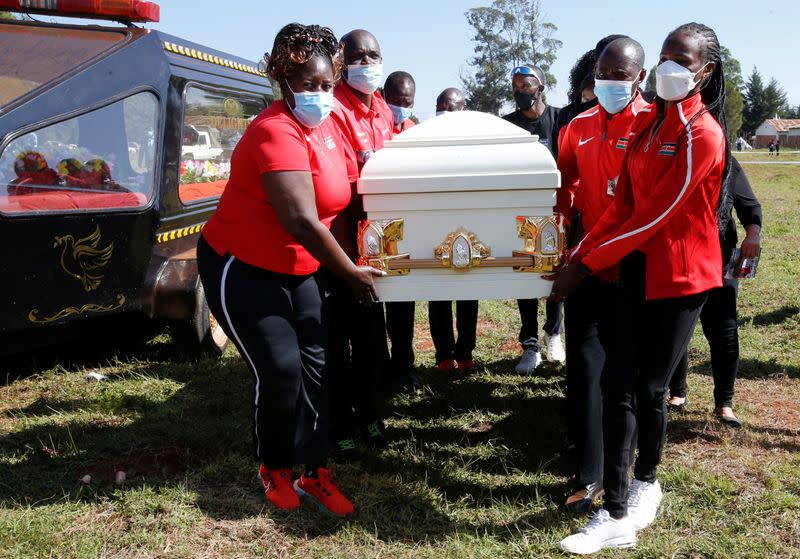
[[603, 252, 708, 518], [327, 274, 388, 438], [428, 300, 479, 363], [518, 298, 564, 351], [564, 276, 627, 487], [197, 236, 329, 468], [669, 278, 740, 408], [386, 302, 416, 374]]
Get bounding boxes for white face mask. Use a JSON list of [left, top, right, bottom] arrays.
[[655, 59, 707, 102], [346, 63, 384, 95]]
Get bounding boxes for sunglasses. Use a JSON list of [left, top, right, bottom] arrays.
[[511, 66, 542, 83]]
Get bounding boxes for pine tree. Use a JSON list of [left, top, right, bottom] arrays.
[[742, 67, 768, 136]]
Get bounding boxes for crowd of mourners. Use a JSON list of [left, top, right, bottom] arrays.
[[196, 20, 762, 554]]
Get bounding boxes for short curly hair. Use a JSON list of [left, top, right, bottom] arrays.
[[265, 23, 341, 86]]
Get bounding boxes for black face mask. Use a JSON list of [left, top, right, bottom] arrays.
[[514, 90, 538, 111]]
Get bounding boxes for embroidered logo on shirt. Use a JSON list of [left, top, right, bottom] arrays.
[[658, 142, 677, 156], [607, 177, 618, 196], [539, 138, 550, 147], [578, 137, 594, 147], [615, 137, 629, 150], [324, 136, 336, 150]]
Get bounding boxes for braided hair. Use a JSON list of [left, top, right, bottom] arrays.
[[566, 50, 597, 105], [265, 23, 341, 92], [670, 22, 732, 232]]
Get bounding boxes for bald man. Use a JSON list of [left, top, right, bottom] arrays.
[[328, 29, 396, 460], [384, 71, 417, 133], [436, 88, 466, 114], [502, 64, 565, 373], [554, 37, 650, 517]]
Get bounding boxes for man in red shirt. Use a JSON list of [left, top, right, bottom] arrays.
[[555, 37, 650, 515], [328, 29, 409, 462]]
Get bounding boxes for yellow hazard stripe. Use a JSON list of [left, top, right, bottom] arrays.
[[162, 41, 266, 77], [156, 222, 206, 244]]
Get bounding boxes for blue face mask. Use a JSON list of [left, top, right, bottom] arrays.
[[593, 79, 635, 115], [388, 103, 413, 125], [285, 82, 334, 128], [346, 63, 384, 94]]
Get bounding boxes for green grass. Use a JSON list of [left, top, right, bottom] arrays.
[[735, 150, 800, 162], [1, 165, 799, 558]]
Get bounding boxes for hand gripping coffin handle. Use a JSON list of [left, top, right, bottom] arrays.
[[357, 219, 410, 276], [513, 215, 567, 273]]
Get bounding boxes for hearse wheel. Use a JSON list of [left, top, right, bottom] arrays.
[[171, 281, 229, 357]]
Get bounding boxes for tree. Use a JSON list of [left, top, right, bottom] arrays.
[[724, 81, 744, 140], [764, 77, 789, 117], [0, 11, 16, 19], [720, 46, 743, 90], [645, 65, 657, 93], [461, 0, 562, 114], [742, 67, 768, 136]]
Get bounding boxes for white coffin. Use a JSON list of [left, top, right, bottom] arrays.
[[357, 110, 561, 302]]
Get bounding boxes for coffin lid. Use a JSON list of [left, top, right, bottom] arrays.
[[358, 110, 559, 195], [386, 110, 537, 148]]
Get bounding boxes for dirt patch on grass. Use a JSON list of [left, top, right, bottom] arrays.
[[666, 377, 800, 493]]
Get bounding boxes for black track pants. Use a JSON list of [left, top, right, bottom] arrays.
[[603, 252, 707, 518], [197, 236, 330, 468], [564, 276, 627, 487], [326, 274, 386, 438], [669, 278, 740, 408], [428, 300, 479, 363], [517, 298, 564, 351], [386, 301, 416, 375]]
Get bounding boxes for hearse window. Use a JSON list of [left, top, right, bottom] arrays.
[[0, 91, 158, 215], [179, 86, 266, 204], [0, 23, 126, 107]]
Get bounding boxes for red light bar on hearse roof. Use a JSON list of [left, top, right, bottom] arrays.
[[0, 0, 160, 23]]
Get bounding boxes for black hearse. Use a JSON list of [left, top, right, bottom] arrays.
[[0, 1, 273, 356]]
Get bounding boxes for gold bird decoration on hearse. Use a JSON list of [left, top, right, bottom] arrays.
[[53, 225, 114, 292]]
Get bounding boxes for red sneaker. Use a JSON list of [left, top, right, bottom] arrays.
[[436, 359, 458, 372], [258, 465, 300, 510], [294, 467, 355, 517], [456, 359, 476, 372]]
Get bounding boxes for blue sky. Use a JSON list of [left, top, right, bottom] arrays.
[[48, 1, 800, 121]]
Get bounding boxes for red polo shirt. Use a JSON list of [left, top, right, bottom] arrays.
[[393, 118, 416, 135], [332, 84, 394, 175], [202, 100, 352, 275], [572, 93, 725, 299]]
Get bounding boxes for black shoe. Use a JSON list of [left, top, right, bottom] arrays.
[[714, 407, 743, 428], [406, 370, 422, 391], [363, 420, 387, 449], [331, 437, 358, 462], [667, 396, 688, 412], [564, 481, 604, 514]]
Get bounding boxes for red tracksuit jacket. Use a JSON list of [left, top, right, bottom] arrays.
[[556, 93, 652, 234], [571, 93, 725, 300]]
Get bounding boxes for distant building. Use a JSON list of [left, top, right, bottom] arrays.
[[754, 118, 800, 149]]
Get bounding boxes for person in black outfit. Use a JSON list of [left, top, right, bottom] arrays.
[[502, 64, 565, 373], [429, 88, 480, 372], [668, 158, 762, 427]]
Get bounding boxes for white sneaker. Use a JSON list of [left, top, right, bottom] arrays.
[[515, 349, 542, 374], [559, 509, 636, 555], [543, 332, 566, 363], [627, 479, 663, 530]]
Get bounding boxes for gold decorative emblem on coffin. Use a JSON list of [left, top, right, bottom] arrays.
[[357, 215, 566, 275], [513, 215, 566, 272], [434, 228, 491, 270], [357, 219, 410, 276]]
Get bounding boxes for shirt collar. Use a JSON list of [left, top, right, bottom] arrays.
[[336, 83, 379, 117]]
